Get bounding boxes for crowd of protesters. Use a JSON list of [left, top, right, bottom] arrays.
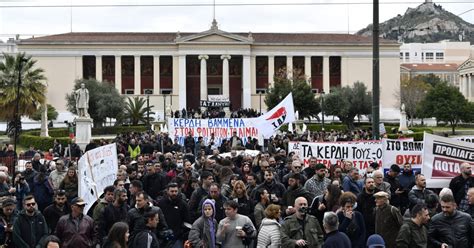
[[0, 128, 472, 248]]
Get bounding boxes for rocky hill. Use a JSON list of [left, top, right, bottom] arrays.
[[356, 1, 474, 43]]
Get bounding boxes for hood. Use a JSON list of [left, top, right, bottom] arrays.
[[261, 218, 280, 227], [202, 199, 216, 219]]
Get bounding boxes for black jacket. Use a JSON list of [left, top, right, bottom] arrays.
[[12, 210, 48, 248], [157, 197, 190, 240], [99, 203, 129, 239], [356, 188, 379, 239], [396, 219, 427, 248], [127, 204, 168, 243], [43, 203, 70, 233], [132, 228, 160, 248], [428, 210, 473, 248], [449, 175, 474, 207], [142, 173, 167, 200]]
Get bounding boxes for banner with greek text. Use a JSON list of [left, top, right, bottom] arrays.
[[255, 93, 295, 138], [78, 143, 118, 214], [168, 118, 260, 147], [423, 133, 474, 188], [382, 138, 423, 172], [288, 140, 383, 174], [454, 136, 474, 143]]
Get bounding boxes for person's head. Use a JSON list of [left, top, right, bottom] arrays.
[[364, 177, 376, 193], [107, 222, 129, 247], [339, 191, 357, 213], [54, 190, 67, 207], [42, 235, 61, 248], [366, 234, 385, 248], [374, 191, 389, 207], [294, 197, 308, 218], [315, 163, 326, 179], [440, 193, 457, 216], [25, 161, 33, 171], [55, 160, 65, 171], [439, 187, 453, 198], [114, 188, 128, 204], [129, 180, 143, 195], [264, 168, 275, 183], [146, 163, 156, 175], [209, 183, 220, 200], [461, 162, 472, 177], [411, 203, 430, 225], [323, 211, 339, 233], [260, 160, 270, 171], [291, 161, 302, 174], [246, 174, 257, 186], [468, 188, 474, 205], [389, 164, 401, 176], [113, 179, 125, 190], [23, 195, 37, 215], [264, 204, 281, 220], [144, 209, 160, 229], [257, 188, 269, 203], [2, 199, 16, 217], [135, 192, 149, 209], [415, 174, 426, 189], [67, 167, 76, 178], [232, 180, 246, 197], [70, 197, 86, 216], [350, 167, 360, 180], [201, 171, 214, 188], [402, 163, 412, 174], [167, 183, 179, 200], [372, 170, 384, 185], [223, 200, 239, 219], [184, 160, 193, 172], [309, 157, 317, 168], [288, 173, 301, 189], [201, 199, 215, 219], [80, 83, 85, 89]]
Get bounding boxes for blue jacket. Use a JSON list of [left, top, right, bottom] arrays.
[[343, 176, 362, 195], [322, 230, 352, 248]]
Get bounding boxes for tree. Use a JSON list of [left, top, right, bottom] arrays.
[[398, 76, 432, 126], [0, 52, 47, 137], [30, 104, 58, 121], [123, 97, 155, 125], [323, 82, 372, 129], [419, 82, 473, 134], [265, 73, 320, 120], [66, 79, 125, 127]]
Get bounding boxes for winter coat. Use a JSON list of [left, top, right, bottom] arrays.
[[158, 196, 191, 240], [282, 186, 314, 215], [280, 214, 324, 248], [198, 195, 228, 223], [0, 210, 18, 246], [428, 210, 473, 248], [395, 219, 427, 248], [132, 229, 160, 248], [55, 214, 97, 248], [43, 203, 70, 233], [449, 174, 474, 207], [257, 218, 281, 248], [322, 230, 351, 248], [408, 186, 435, 210], [98, 203, 129, 239], [142, 173, 167, 200], [254, 202, 266, 228], [356, 189, 379, 238], [12, 210, 48, 248], [32, 175, 54, 212], [342, 176, 362, 195], [59, 179, 78, 201], [188, 199, 218, 248], [337, 210, 366, 248], [374, 204, 403, 248], [127, 204, 168, 243]]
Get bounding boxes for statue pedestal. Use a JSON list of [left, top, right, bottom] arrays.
[[75, 118, 92, 151]]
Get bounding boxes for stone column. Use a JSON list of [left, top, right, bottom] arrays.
[[115, 56, 122, 94], [323, 56, 330, 93], [242, 55, 251, 108], [153, 55, 160, 95], [465, 74, 469, 99], [469, 74, 472, 101], [304, 56, 311, 83], [198, 55, 209, 105], [178, 55, 187, 110], [134, 55, 141, 95], [286, 56, 293, 79], [96, 55, 102, 81], [268, 56, 275, 88], [221, 55, 231, 99]]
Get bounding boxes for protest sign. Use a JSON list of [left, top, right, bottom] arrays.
[[289, 140, 383, 173], [454, 136, 474, 143], [382, 138, 423, 172], [78, 143, 118, 214], [423, 133, 474, 188]]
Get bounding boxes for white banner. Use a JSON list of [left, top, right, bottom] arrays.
[[78, 143, 118, 214], [289, 140, 383, 174], [454, 136, 474, 143], [423, 133, 474, 188], [382, 138, 423, 172], [255, 93, 295, 138]]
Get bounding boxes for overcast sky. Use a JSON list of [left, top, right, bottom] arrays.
[[0, 0, 472, 40]]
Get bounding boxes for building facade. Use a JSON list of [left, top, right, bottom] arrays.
[[18, 24, 401, 120]]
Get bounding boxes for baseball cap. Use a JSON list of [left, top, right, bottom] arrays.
[[71, 197, 86, 206]]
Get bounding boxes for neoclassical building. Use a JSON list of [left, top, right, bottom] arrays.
[[18, 22, 401, 120]]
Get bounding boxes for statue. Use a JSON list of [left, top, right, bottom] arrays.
[[75, 83, 89, 118], [399, 103, 408, 131]]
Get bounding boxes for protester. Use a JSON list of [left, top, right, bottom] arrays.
[[43, 190, 70, 233], [103, 222, 129, 248], [13, 195, 49, 248], [337, 191, 366, 248], [449, 162, 474, 212], [188, 199, 218, 248], [322, 211, 351, 248], [256, 204, 281, 247], [396, 203, 430, 248], [374, 191, 403, 248], [217, 200, 256, 248]]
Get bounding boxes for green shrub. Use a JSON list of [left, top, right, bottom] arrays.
[[91, 125, 147, 135], [19, 134, 70, 152]]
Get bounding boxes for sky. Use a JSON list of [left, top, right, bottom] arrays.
[[0, 0, 472, 40]]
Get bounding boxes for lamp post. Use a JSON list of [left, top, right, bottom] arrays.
[[321, 91, 325, 131], [13, 57, 26, 175]]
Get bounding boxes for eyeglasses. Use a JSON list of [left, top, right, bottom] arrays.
[[26, 202, 36, 207]]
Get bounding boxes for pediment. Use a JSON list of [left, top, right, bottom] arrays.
[[175, 23, 253, 44], [458, 58, 474, 71]]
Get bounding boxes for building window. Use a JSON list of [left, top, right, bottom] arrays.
[[405, 52, 410, 60], [436, 52, 444, 61], [400, 52, 403, 60], [426, 52, 434, 61], [83, 56, 96, 79]]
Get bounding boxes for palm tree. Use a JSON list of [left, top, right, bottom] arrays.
[[124, 97, 155, 125], [0, 53, 47, 137]]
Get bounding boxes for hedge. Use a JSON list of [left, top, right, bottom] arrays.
[[19, 134, 70, 152]]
